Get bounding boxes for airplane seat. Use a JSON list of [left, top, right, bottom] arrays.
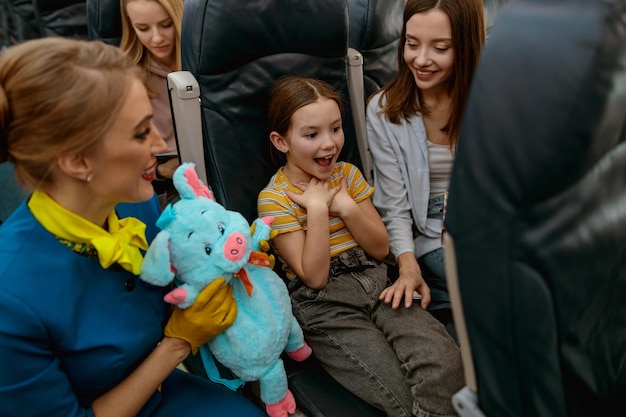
[[344, 0, 403, 185], [1, 0, 87, 46], [36, 0, 87, 38], [0, 163, 28, 225], [444, 0, 626, 416], [179, 0, 362, 223], [173, 0, 386, 416], [86, 0, 121, 45], [347, 0, 402, 98], [0, 0, 84, 219], [482, 0, 510, 32]]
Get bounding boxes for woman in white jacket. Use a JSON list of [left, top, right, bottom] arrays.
[[367, 0, 485, 322]]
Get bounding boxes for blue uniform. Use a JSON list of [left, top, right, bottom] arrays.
[[0, 196, 264, 416]]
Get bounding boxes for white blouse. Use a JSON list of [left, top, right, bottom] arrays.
[[427, 140, 454, 198]]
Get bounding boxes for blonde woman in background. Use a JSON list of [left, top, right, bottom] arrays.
[[120, 0, 184, 205]]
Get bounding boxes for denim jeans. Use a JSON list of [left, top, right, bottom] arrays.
[[422, 194, 446, 280], [289, 247, 464, 417]]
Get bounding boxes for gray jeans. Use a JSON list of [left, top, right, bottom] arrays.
[[289, 247, 464, 417]]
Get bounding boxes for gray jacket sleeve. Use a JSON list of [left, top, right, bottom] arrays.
[[366, 92, 419, 258]]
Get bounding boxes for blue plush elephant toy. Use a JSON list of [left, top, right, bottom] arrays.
[[140, 163, 312, 417]]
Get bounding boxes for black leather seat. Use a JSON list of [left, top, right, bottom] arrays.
[[1, 0, 87, 47], [347, 0, 403, 99], [445, 0, 626, 415], [86, 0, 121, 45], [180, 0, 362, 223], [1, 0, 86, 220]]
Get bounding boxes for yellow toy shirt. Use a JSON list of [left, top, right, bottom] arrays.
[[257, 161, 373, 279]]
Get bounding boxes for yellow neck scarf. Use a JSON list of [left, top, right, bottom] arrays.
[[28, 190, 149, 275]]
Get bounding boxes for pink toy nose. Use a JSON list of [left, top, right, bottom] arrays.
[[224, 231, 246, 262]]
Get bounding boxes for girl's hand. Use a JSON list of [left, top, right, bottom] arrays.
[[286, 178, 340, 210], [328, 177, 355, 217]]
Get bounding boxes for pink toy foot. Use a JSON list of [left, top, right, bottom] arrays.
[[265, 390, 296, 417], [261, 215, 275, 226], [164, 287, 188, 304], [286, 343, 312, 362]]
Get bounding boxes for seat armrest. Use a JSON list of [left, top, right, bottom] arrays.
[[167, 71, 208, 186], [346, 48, 373, 185]]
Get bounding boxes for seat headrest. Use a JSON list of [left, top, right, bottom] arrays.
[[179, 0, 355, 221], [87, 0, 122, 45], [183, 0, 348, 75], [347, 0, 403, 50]]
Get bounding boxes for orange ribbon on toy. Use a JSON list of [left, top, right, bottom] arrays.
[[233, 268, 253, 297], [233, 251, 272, 297]]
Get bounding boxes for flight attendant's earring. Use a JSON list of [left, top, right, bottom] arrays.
[[86, 174, 94, 182]]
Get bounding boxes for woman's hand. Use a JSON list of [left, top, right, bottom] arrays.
[[164, 278, 237, 354], [379, 252, 431, 310], [156, 157, 180, 179]]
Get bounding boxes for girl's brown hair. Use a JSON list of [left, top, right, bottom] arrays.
[[0, 37, 146, 190], [267, 76, 345, 164], [376, 0, 486, 147], [268, 76, 344, 136]]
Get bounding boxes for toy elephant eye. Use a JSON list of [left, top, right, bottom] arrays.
[[217, 223, 225, 235], [205, 244, 213, 255]]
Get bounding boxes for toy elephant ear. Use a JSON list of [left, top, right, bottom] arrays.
[[173, 162, 214, 200]]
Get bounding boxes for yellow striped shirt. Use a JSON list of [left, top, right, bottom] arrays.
[[257, 161, 373, 279]]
